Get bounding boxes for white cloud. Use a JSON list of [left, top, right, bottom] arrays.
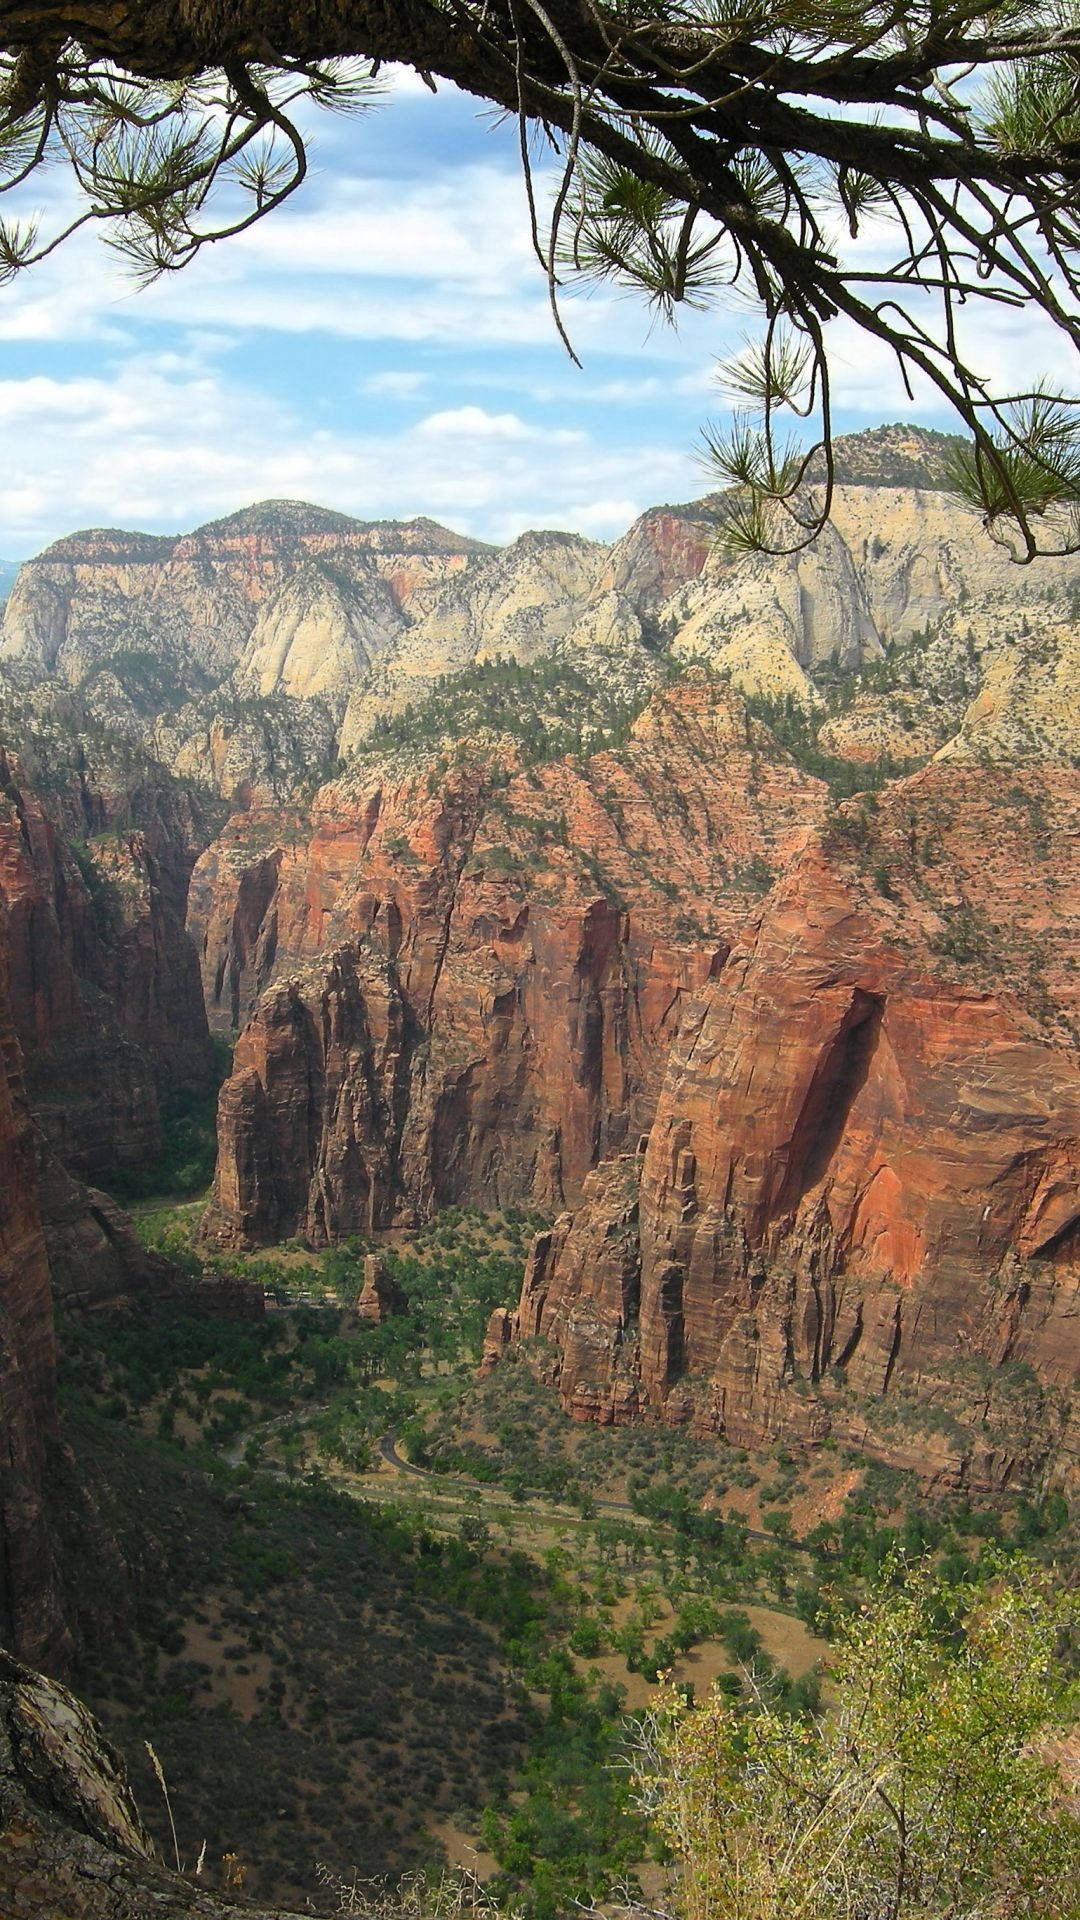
[[0, 73, 1057, 564], [412, 405, 584, 446], [231, 164, 537, 286], [0, 356, 699, 553], [360, 369, 428, 398], [380, 64, 446, 99]]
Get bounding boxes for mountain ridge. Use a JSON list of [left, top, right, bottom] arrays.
[[5, 421, 1077, 811]]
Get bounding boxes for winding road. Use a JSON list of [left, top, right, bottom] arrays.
[[376, 1433, 791, 1548]]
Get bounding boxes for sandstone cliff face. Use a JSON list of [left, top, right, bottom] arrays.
[[0, 505, 493, 802], [194, 678, 825, 1244], [513, 761, 1080, 1490], [7, 436, 1080, 1493], [335, 529, 625, 751], [0, 507, 487, 688], [7, 450, 1080, 806], [658, 483, 1080, 703], [0, 907, 66, 1668], [0, 752, 214, 1180]]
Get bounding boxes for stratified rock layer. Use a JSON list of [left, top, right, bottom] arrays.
[[189, 683, 818, 1236], [513, 765, 1080, 1489], [0, 907, 66, 1668], [0, 752, 215, 1179], [194, 679, 824, 1244]]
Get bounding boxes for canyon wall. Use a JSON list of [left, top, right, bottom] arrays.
[[0, 750, 215, 1180], [194, 678, 824, 1243], [4, 437, 1080, 1491], [512, 761, 1080, 1488], [0, 906, 67, 1667]]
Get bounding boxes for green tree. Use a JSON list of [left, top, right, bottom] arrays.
[[4, 4, 1080, 555], [637, 1556, 1080, 1920]]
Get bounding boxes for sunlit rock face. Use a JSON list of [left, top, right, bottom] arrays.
[[195, 676, 824, 1244], [512, 761, 1080, 1492]]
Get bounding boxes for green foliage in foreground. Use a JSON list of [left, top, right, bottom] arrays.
[[644, 1557, 1080, 1920]]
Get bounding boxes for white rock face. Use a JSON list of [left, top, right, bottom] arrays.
[[239, 566, 404, 702], [5, 443, 1080, 800], [405, 530, 605, 671], [663, 516, 881, 691], [940, 624, 1080, 764], [337, 531, 612, 755]]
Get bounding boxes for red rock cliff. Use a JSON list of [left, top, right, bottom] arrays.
[[513, 763, 1080, 1490], [193, 679, 824, 1243]]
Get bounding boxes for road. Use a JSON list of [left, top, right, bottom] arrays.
[[376, 1434, 791, 1547]]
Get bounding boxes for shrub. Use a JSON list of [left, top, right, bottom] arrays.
[[637, 1557, 1080, 1920]]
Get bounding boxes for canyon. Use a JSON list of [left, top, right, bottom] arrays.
[[3, 422, 1080, 1680]]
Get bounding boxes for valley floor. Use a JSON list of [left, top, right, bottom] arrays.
[[54, 1200, 1077, 1916]]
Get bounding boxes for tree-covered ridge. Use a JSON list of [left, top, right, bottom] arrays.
[[363, 652, 670, 766], [811, 423, 968, 491], [34, 502, 484, 562], [190, 502, 493, 552]]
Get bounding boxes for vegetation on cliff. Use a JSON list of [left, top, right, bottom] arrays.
[[642, 1558, 1080, 1920], [364, 655, 667, 767]]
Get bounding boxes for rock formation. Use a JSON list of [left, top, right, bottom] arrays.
[[0, 1646, 306, 1920], [195, 677, 823, 1244], [4, 426, 1080, 1491], [8, 430, 1077, 805], [0, 505, 494, 804], [355, 1253, 405, 1323], [509, 760, 1080, 1489], [0, 749, 215, 1181]]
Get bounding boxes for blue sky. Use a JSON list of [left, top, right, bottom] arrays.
[[0, 69, 1052, 561]]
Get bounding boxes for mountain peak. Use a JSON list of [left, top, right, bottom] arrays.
[[192, 499, 371, 540], [189, 500, 492, 555], [825, 423, 966, 489]]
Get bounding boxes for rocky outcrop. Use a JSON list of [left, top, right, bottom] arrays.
[[0, 506, 488, 691], [195, 678, 825, 1245], [0, 1647, 309, 1920], [817, 690, 950, 764], [336, 529, 613, 751], [510, 762, 1080, 1490], [356, 1254, 405, 1322], [603, 501, 718, 611]]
